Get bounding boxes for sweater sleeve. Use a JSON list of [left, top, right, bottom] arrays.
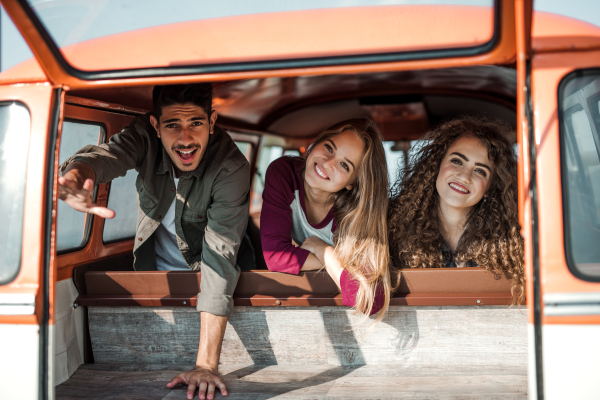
[[260, 158, 310, 275], [340, 269, 385, 316]]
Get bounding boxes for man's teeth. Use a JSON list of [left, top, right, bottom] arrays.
[[179, 150, 194, 154], [316, 164, 328, 179], [450, 183, 468, 193]]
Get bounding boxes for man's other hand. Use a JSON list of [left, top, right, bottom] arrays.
[[58, 162, 115, 219], [167, 367, 227, 400]]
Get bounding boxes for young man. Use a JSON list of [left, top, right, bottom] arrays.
[[58, 83, 251, 400]]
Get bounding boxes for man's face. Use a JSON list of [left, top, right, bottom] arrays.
[[150, 104, 217, 177]]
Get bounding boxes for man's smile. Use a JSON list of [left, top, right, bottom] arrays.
[[174, 147, 199, 164]]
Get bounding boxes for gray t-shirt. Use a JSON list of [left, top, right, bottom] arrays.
[[155, 176, 190, 271]]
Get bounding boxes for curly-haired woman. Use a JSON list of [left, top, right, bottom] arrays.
[[261, 118, 392, 319], [388, 116, 525, 303]]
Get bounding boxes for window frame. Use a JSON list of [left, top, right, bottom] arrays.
[[57, 97, 519, 307], [558, 68, 600, 283], [56, 99, 138, 281], [12, 0, 503, 81], [55, 118, 106, 255]]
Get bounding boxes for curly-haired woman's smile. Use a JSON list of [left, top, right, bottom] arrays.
[[436, 135, 494, 212]]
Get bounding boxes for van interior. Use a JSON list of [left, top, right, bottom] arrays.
[[51, 65, 528, 399]]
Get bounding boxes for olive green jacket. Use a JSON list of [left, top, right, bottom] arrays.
[[59, 114, 250, 316]]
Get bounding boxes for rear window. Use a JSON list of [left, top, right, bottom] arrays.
[[23, 0, 494, 75], [0, 102, 30, 284], [560, 73, 600, 280]]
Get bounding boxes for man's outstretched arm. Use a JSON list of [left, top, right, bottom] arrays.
[[167, 312, 228, 400], [58, 161, 115, 219]]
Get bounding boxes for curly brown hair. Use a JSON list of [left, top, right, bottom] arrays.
[[388, 116, 525, 304]]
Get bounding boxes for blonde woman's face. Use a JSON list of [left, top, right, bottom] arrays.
[[436, 135, 494, 211], [305, 130, 365, 193]]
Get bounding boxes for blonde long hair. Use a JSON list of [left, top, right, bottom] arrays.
[[308, 118, 392, 321]]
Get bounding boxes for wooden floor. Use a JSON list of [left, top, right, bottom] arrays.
[[55, 363, 527, 400]]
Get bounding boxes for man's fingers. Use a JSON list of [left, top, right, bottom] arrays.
[[197, 381, 207, 400], [166, 375, 186, 388], [217, 381, 228, 396], [58, 176, 116, 218], [82, 178, 95, 191], [206, 383, 215, 400], [88, 206, 116, 219], [187, 380, 199, 400]]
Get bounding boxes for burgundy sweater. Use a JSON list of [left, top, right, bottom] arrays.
[[260, 157, 383, 315]]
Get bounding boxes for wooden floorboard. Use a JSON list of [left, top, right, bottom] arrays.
[[56, 363, 527, 400]]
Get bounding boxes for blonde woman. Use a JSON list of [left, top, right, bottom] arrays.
[[261, 118, 392, 319]]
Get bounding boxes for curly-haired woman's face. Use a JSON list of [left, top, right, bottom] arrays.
[[304, 130, 365, 193], [436, 135, 494, 211]]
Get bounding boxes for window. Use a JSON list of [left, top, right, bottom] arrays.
[[384, 140, 428, 187], [56, 121, 105, 253], [0, 103, 30, 284], [251, 145, 284, 215], [561, 74, 600, 280], [22, 0, 495, 74], [235, 141, 252, 161], [102, 170, 138, 244]]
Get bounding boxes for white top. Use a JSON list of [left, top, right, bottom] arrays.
[[290, 190, 334, 247], [155, 176, 190, 271]]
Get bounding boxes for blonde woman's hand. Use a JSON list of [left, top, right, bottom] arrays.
[[301, 236, 329, 264], [301, 236, 343, 285]]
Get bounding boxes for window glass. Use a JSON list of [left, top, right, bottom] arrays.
[[283, 149, 301, 157], [103, 170, 138, 244], [56, 121, 105, 252], [24, 0, 494, 72], [0, 103, 30, 284], [235, 141, 251, 161], [385, 140, 428, 186], [561, 75, 600, 279], [0, 5, 34, 71], [251, 145, 284, 214]]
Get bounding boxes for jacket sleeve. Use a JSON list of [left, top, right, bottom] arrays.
[[340, 269, 385, 316], [260, 159, 310, 275], [58, 114, 153, 184], [196, 159, 250, 316]]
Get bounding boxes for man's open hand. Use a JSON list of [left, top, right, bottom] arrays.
[[167, 367, 227, 400], [58, 162, 115, 219]]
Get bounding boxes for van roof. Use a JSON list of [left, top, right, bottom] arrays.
[[1, 9, 599, 85]]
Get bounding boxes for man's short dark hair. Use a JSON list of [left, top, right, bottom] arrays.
[[152, 83, 213, 118]]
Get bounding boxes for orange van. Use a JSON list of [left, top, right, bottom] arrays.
[[0, 1, 599, 399]]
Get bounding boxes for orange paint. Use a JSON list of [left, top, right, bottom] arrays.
[[531, 51, 600, 325], [0, 83, 54, 325], [0, 0, 516, 89]]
